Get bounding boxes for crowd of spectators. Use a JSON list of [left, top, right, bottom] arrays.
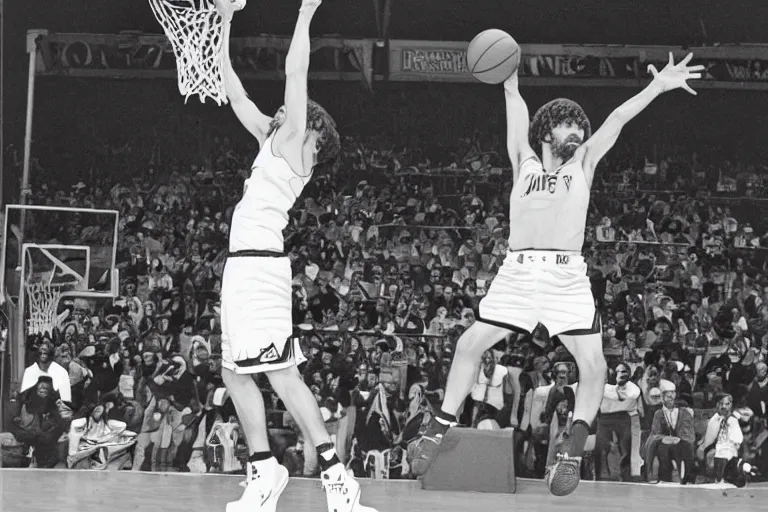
[[1, 102, 768, 487]]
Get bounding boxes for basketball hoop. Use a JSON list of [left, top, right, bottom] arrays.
[[25, 281, 63, 337], [148, 0, 246, 105]]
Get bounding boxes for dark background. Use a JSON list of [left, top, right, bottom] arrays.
[[16, 0, 768, 43], [4, 0, 768, 201]]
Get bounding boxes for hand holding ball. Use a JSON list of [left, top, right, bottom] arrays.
[[466, 29, 520, 84]]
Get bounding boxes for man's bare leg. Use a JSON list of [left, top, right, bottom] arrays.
[[222, 368, 289, 512], [222, 370, 270, 453], [545, 332, 606, 496], [268, 365, 377, 512]]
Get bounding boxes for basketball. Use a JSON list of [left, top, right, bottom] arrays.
[[466, 29, 521, 85]]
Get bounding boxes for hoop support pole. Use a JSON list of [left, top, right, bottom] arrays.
[[13, 31, 46, 390], [21, 30, 46, 209]]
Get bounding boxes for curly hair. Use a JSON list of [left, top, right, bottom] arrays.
[[268, 99, 341, 167], [529, 98, 592, 155]]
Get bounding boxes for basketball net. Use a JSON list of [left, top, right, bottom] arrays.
[[25, 281, 63, 337], [148, 0, 246, 105]]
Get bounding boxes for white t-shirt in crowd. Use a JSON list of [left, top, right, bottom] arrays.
[[20, 361, 72, 403], [471, 364, 508, 412]]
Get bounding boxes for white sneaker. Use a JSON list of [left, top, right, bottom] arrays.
[[321, 463, 378, 512], [226, 460, 289, 512]]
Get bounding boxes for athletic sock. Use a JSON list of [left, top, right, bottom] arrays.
[[426, 409, 457, 436], [248, 451, 274, 462], [247, 451, 276, 480], [316, 442, 341, 472], [435, 409, 457, 426], [566, 420, 591, 458]]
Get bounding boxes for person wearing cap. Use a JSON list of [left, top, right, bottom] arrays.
[[645, 380, 695, 483]]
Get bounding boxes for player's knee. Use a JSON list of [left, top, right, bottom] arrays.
[[221, 367, 258, 401]]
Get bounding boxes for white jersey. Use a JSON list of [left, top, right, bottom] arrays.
[[229, 134, 310, 252], [507, 156, 590, 252]]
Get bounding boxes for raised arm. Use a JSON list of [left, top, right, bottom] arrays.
[[579, 52, 704, 186], [503, 73, 537, 183], [214, 1, 273, 146], [278, 0, 320, 153]]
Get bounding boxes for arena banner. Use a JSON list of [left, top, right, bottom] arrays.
[[30, 32, 768, 90], [31, 32, 374, 89], [388, 39, 768, 89]]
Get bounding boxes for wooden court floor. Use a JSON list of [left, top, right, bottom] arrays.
[[1, 469, 767, 512]]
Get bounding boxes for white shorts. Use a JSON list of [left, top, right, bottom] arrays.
[[478, 250, 599, 337], [220, 254, 306, 375]]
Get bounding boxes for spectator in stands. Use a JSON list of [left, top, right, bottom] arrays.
[[739, 406, 768, 477], [541, 363, 575, 429], [172, 355, 212, 472], [351, 368, 405, 477], [645, 380, 696, 483], [148, 259, 174, 294], [542, 363, 576, 468], [79, 343, 123, 405], [594, 362, 641, 481], [469, 350, 507, 428], [54, 343, 91, 411], [21, 339, 72, 405], [132, 395, 171, 472], [10, 376, 68, 468], [639, 363, 667, 434], [697, 393, 744, 483], [520, 354, 552, 397], [745, 362, 768, 418], [68, 399, 136, 470]]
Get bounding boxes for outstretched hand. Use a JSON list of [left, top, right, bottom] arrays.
[[648, 52, 705, 95]]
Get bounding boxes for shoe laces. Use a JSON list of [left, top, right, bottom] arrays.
[[556, 452, 582, 465], [239, 466, 267, 502], [322, 470, 348, 494]]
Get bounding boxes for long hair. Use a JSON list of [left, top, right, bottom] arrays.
[[529, 98, 592, 154], [268, 99, 341, 166]]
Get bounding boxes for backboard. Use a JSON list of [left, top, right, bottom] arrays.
[[1, 204, 120, 299]]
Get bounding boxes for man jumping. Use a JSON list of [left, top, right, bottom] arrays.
[[411, 52, 703, 496], [214, 0, 377, 511]]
